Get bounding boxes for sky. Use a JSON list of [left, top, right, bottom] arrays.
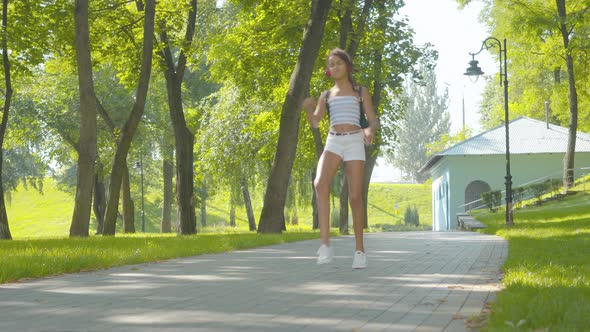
[[400, 0, 499, 133], [398, 0, 495, 134], [373, 0, 496, 182]]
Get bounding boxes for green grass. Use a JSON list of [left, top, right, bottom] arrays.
[[7, 181, 74, 238], [5, 179, 432, 239], [368, 182, 432, 231], [472, 192, 590, 331], [0, 231, 320, 284]]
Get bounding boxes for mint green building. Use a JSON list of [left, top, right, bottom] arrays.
[[420, 117, 590, 231]]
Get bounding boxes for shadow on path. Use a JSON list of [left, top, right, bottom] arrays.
[[0, 231, 507, 332]]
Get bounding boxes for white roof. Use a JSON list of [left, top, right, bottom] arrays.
[[420, 117, 590, 172]]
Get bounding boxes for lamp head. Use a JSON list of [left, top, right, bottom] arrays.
[[464, 58, 484, 77]]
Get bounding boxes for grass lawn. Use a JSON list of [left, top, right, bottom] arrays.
[[0, 231, 322, 284], [5, 179, 432, 239], [472, 191, 590, 330]]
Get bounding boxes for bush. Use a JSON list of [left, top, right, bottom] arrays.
[[530, 182, 547, 203], [548, 178, 562, 197], [513, 186, 525, 208], [481, 190, 502, 212], [404, 205, 419, 226]]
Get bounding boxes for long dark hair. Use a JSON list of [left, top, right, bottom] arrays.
[[327, 48, 358, 90]]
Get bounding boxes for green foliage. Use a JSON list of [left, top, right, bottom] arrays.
[[0, 0, 434, 235], [473, 0, 590, 132], [475, 193, 590, 330], [207, 0, 431, 181], [512, 186, 525, 208], [481, 190, 502, 212]]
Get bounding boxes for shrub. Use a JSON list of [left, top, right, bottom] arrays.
[[530, 182, 547, 203], [549, 178, 562, 197], [481, 190, 502, 212], [513, 186, 525, 208], [404, 205, 420, 226]]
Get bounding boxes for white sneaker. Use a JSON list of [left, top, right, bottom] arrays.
[[352, 250, 367, 269], [316, 244, 334, 265]]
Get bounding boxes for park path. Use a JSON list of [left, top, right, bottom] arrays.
[[0, 231, 507, 332]]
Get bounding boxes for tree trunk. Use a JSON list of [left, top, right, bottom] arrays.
[[229, 187, 236, 227], [70, 0, 97, 237], [360, 0, 386, 229], [292, 207, 298, 225], [122, 166, 136, 233], [258, 0, 332, 233], [102, 0, 155, 235], [0, 0, 12, 240], [346, 0, 372, 61], [200, 189, 207, 228], [161, 145, 174, 233], [93, 169, 106, 234], [174, 120, 196, 234], [338, 0, 353, 49], [310, 127, 323, 230], [337, 0, 373, 229], [311, 179, 319, 229], [363, 146, 378, 228], [241, 178, 256, 231], [158, 0, 197, 235], [96, 97, 138, 235], [338, 174, 349, 234], [556, 0, 578, 191]]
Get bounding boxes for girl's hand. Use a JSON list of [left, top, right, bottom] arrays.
[[303, 97, 317, 114], [363, 127, 374, 145]]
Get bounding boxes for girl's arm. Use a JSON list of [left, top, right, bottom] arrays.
[[361, 87, 379, 143], [303, 91, 328, 128]]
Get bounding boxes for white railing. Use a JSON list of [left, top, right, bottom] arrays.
[[458, 166, 590, 213]]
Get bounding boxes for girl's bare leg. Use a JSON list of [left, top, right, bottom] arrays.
[[345, 160, 365, 252], [314, 151, 342, 245]]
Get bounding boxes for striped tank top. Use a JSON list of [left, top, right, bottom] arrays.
[[327, 96, 361, 127]]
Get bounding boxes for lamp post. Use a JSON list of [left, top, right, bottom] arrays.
[[134, 155, 145, 232], [464, 37, 513, 226]]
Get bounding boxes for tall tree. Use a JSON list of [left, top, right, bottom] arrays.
[[335, 0, 374, 233], [258, 0, 332, 233], [156, 0, 198, 235], [102, 0, 156, 235], [0, 0, 12, 239], [0, 2, 71, 239], [556, 0, 579, 190], [386, 64, 450, 183], [195, 85, 266, 232], [70, 0, 97, 237]]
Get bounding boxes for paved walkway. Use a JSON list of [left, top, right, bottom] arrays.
[[0, 231, 507, 332]]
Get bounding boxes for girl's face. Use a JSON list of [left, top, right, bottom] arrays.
[[327, 55, 349, 79]]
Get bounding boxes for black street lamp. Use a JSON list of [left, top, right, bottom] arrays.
[[134, 155, 146, 232], [464, 37, 513, 226]]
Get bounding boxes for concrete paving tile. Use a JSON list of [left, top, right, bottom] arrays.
[[0, 231, 506, 332]]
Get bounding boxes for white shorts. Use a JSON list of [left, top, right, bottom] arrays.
[[324, 130, 366, 162]]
